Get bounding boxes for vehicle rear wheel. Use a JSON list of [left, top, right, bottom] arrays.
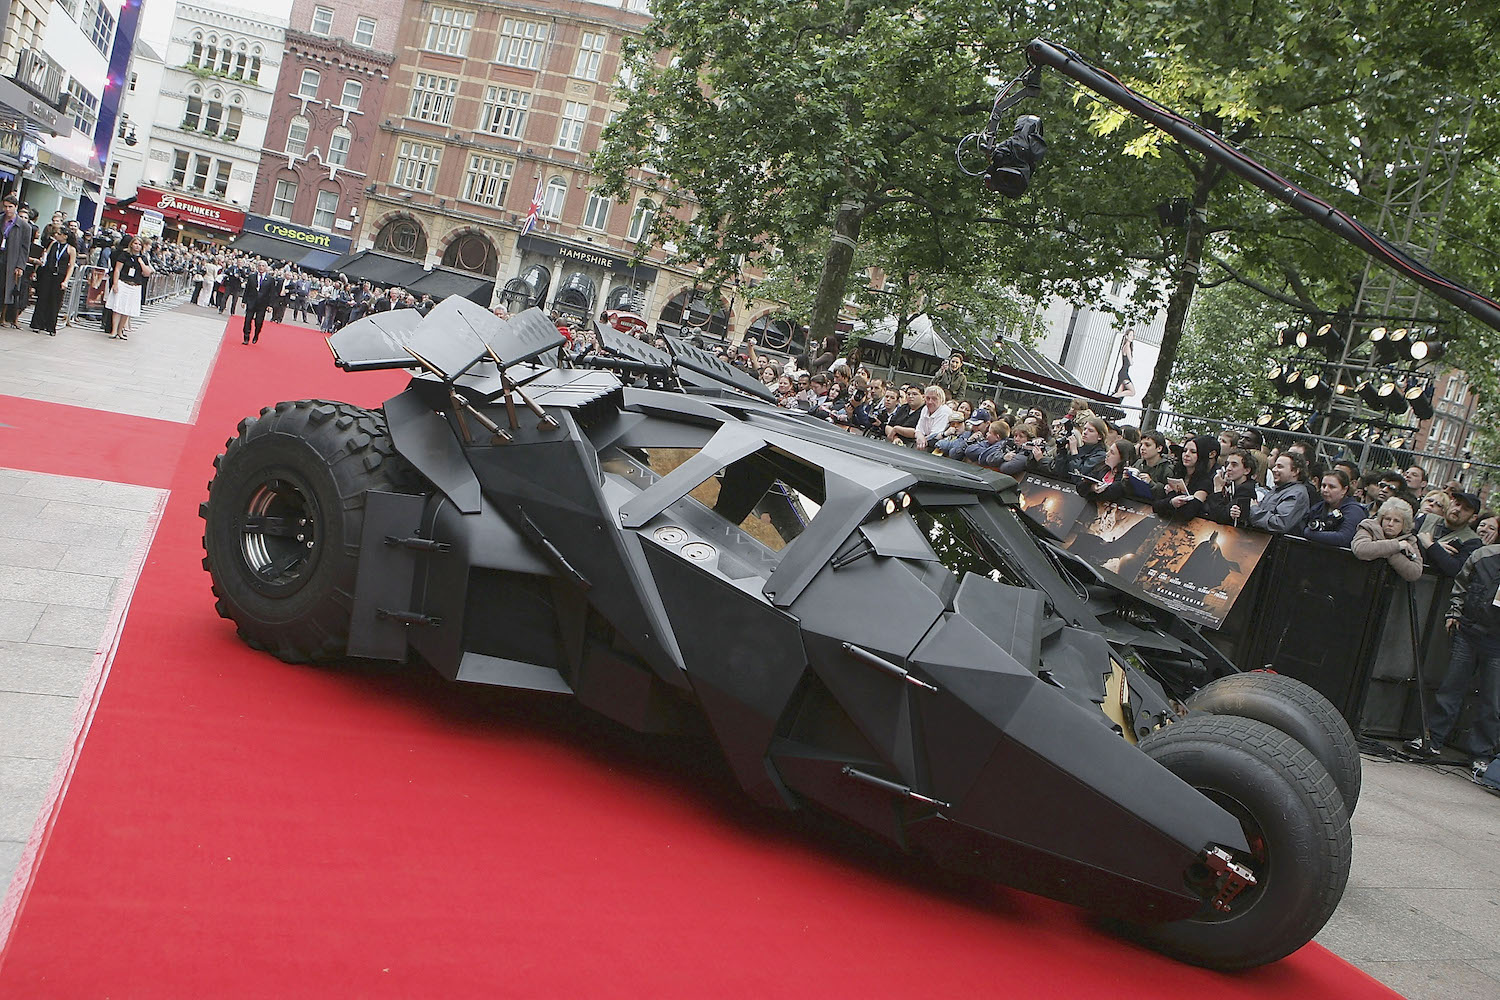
[[1130, 715, 1351, 970], [200, 399, 419, 664], [1186, 671, 1361, 813]]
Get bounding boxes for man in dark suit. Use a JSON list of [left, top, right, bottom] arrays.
[[0, 194, 36, 328], [242, 260, 280, 344]]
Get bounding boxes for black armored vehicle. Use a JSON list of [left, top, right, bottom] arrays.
[[201, 298, 1356, 970]]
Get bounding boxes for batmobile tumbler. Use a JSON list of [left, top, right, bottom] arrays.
[[201, 299, 1353, 969]]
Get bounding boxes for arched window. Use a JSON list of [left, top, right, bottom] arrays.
[[249, 53, 262, 84], [182, 96, 203, 130], [204, 100, 223, 134], [203, 44, 217, 69], [341, 80, 362, 110], [218, 43, 232, 74], [191, 41, 203, 65], [626, 198, 655, 243], [660, 289, 730, 338], [441, 232, 498, 275], [541, 175, 567, 220], [286, 115, 309, 156], [298, 69, 320, 99], [223, 107, 243, 142], [234, 50, 247, 78], [373, 217, 428, 259], [327, 126, 351, 166]]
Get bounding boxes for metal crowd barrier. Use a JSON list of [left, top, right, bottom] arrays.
[[64, 265, 192, 323]]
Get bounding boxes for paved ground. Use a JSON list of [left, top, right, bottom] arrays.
[[2, 298, 1499, 997]]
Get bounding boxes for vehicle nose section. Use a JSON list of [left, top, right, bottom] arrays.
[[909, 612, 1249, 914]]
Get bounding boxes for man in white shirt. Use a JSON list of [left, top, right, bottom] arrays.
[[912, 385, 953, 450]]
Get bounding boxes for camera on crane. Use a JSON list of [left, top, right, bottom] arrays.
[[985, 115, 1047, 198]]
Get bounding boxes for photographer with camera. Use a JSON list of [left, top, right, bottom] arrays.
[[935, 350, 968, 402], [1295, 469, 1365, 547]]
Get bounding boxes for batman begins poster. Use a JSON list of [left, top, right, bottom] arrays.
[[1019, 483, 1272, 628]]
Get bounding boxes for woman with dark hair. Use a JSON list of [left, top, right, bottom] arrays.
[[1479, 510, 1499, 547], [811, 335, 840, 373], [1297, 468, 1366, 547], [1086, 439, 1139, 501], [1154, 435, 1220, 519], [1112, 329, 1135, 398]]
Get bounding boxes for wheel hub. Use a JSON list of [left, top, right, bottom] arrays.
[[238, 477, 320, 592]]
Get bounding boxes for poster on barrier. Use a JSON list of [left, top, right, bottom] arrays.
[[84, 267, 110, 312], [1015, 474, 1088, 539], [1018, 479, 1272, 629]]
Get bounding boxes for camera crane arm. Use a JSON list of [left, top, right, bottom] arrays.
[[1010, 38, 1500, 335]]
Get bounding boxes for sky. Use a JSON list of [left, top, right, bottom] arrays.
[[138, 0, 296, 53]]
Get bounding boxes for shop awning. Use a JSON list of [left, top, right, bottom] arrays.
[[329, 250, 427, 287], [229, 232, 299, 261], [296, 246, 343, 272], [407, 267, 495, 305]]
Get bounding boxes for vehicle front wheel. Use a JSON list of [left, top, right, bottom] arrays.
[[1130, 715, 1351, 970], [1186, 670, 1361, 813], [200, 399, 419, 664]]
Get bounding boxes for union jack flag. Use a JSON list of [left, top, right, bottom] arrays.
[[521, 176, 544, 236]]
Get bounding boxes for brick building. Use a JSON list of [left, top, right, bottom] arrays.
[[1411, 368, 1481, 486], [248, 0, 404, 251], [349, 0, 777, 325]]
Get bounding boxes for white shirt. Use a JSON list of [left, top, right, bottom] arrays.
[[915, 404, 953, 442]]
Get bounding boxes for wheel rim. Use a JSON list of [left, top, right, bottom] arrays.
[[1182, 789, 1271, 923], [237, 475, 321, 594]]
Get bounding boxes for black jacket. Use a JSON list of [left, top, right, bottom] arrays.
[[1421, 523, 1482, 578], [1203, 480, 1259, 526], [1448, 544, 1500, 633], [242, 272, 281, 308]]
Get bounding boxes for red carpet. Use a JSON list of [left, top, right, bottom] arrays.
[[0, 394, 189, 489], [0, 320, 1400, 998]]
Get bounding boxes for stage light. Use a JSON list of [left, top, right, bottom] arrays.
[[1275, 329, 1297, 348], [1255, 413, 1276, 427], [1358, 379, 1382, 408], [1288, 416, 1309, 432], [1294, 329, 1311, 349], [1377, 381, 1408, 413], [1302, 374, 1333, 401], [985, 116, 1046, 198], [1410, 339, 1445, 362], [1266, 362, 1286, 391], [1282, 368, 1304, 394], [1407, 383, 1435, 420]]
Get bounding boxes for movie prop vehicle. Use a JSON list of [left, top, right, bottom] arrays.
[[201, 298, 1355, 969]]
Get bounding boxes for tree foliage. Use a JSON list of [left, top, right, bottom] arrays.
[[598, 0, 1500, 439]]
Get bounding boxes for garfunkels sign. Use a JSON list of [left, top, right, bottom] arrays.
[[134, 187, 246, 233], [244, 214, 351, 255]]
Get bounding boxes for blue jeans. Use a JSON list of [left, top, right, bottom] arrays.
[[1430, 625, 1500, 755]]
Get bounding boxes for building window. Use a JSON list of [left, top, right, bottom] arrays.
[[249, 54, 261, 85], [171, 149, 190, 186], [79, 0, 114, 56], [424, 7, 475, 56], [327, 127, 351, 166], [310, 5, 334, 36], [461, 153, 512, 207], [353, 16, 376, 48], [479, 86, 530, 139], [212, 161, 231, 198], [409, 73, 459, 124], [541, 175, 567, 220], [223, 107, 242, 142], [374, 217, 427, 258], [271, 178, 297, 218], [581, 192, 610, 230], [393, 140, 442, 192], [107, 161, 119, 193], [182, 96, 203, 131], [286, 115, 309, 156], [218, 42, 232, 74], [313, 190, 339, 229], [341, 79, 363, 110], [191, 154, 212, 192], [203, 101, 223, 135], [129, 71, 137, 92], [497, 18, 546, 69], [298, 69, 320, 99], [573, 32, 606, 80], [556, 101, 588, 152], [66, 79, 98, 135], [627, 198, 655, 242]]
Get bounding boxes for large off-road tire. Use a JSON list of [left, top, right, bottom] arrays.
[[1186, 671, 1361, 814], [1131, 715, 1351, 970], [200, 399, 418, 664]]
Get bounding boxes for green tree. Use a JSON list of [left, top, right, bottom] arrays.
[[1166, 276, 1283, 424]]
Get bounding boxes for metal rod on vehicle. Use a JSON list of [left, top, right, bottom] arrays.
[[841, 766, 950, 809], [841, 642, 939, 692]]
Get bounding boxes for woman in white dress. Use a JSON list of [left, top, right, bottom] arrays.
[[105, 235, 152, 340]]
